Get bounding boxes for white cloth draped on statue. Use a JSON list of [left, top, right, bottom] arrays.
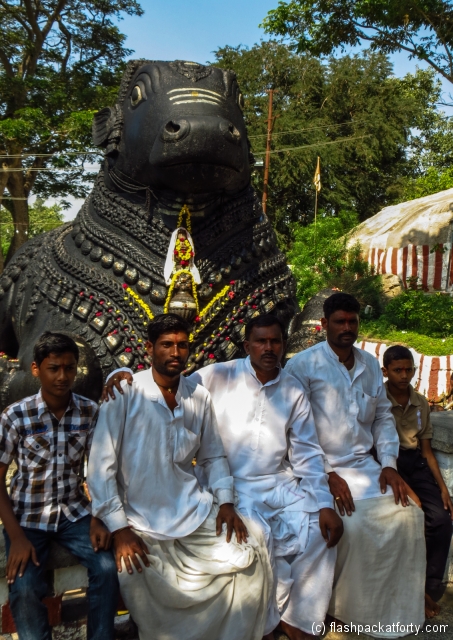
[[328, 495, 426, 638], [119, 506, 272, 640]]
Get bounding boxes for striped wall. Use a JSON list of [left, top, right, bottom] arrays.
[[357, 340, 453, 403], [366, 244, 452, 291]]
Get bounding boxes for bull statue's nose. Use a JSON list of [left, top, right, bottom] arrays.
[[162, 119, 190, 142], [219, 120, 241, 145]]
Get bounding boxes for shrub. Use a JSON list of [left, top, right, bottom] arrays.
[[288, 210, 383, 313], [382, 290, 453, 337]]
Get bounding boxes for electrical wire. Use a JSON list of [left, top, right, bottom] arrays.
[[0, 151, 101, 159], [248, 120, 368, 139]]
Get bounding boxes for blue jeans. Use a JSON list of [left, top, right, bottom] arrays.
[[4, 514, 118, 640]]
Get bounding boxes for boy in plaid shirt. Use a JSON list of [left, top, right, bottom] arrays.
[[0, 332, 118, 640]]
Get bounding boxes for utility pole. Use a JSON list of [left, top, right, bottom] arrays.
[[262, 89, 276, 215]]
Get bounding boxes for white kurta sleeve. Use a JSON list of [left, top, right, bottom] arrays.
[[196, 394, 234, 506], [287, 391, 334, 510], [105, 367, 134, 382], [285, 357, 335, 476], [371, 363, 399, 470], [87, 384, 129, 532]]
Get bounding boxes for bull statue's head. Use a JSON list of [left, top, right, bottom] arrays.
[[93, 60, 252, 221]]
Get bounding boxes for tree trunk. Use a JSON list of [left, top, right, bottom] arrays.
[[5, 170, 29, 264]]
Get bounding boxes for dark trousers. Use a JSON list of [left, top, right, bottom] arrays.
[[4, 514, 119, 640], [398, 448, 453, 598]]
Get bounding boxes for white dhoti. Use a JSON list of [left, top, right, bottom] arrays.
[[328, 495, 426, 638], [118, 508, 271, 640], [243, 507, 336, 636]]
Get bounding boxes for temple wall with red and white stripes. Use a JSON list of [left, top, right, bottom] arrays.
[[366, 243, 452, 291], [357, 340, 453, 403]]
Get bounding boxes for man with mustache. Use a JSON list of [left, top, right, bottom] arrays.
[[286, 292, 426, 637], [88, 314, 271, 640], [104, 314, 344, 640]]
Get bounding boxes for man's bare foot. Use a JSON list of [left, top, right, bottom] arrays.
[[280, 620, 316, 639], [425, 593, 441, 618]]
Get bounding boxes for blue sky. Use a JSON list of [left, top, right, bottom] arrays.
[[59, 0, 452, 219]]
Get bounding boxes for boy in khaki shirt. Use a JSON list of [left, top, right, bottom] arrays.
[[383, 345, 453, 618]]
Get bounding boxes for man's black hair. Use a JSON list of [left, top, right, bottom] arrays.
[[147, 313, 191, 344], [245, 314, 287, 341], [323, 292, 360, 320], [33, 332, 79, 367], [383, 345, 414, 368]]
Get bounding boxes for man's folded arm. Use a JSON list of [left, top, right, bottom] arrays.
[[288, 393, 334, 510], [87, 389, 129, 532], [196, 395, 234, 505], [371, 364, 399, 470]]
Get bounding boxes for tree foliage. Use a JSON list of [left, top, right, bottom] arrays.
[[0, 0, 143, 268], [0, 197, 63, 257], [287, 208, 383, 309], [213, 42, 440, 242], [262, 1, 453, 85]]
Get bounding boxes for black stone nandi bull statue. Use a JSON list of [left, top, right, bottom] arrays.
[[0, 60, 298, 407]]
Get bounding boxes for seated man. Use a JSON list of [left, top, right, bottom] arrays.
[[104, 315, 344, 640], [0, 332, 118, 640], [88, 314, 270, 640], [383, 345, 453, 617], [286, 293, 426, 636]]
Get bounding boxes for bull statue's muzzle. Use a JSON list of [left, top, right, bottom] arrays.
[[148, 115, 248, 193]]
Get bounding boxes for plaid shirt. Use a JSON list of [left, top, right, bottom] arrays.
[[0, 390, 98, 531]]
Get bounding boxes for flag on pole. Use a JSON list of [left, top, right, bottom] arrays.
[[313, 156, 321, 192]]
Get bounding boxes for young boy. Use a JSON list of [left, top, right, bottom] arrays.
[[383, 345, 453, 618], [0, 332, 118, 640]]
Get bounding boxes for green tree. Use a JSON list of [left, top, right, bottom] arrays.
[[0, 198, 63, 257], [213, 42, 439, 242], [288, 208, 383, 309], [0, 0, 143, 269], [262, 1, 453, 85]]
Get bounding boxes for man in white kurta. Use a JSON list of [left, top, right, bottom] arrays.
[[191, 315, 344, 639], [88, 314, 270, 640], [286, 292, 426, 637]]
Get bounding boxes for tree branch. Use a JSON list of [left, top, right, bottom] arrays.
[[352, 21, 453, 83], [0, 48, 14, 78], [22, 0, 42, 39], [57, 17, 72, 72]]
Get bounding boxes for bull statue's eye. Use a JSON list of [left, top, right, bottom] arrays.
[[238, 93, 244, 111], [131, 85, 143, 106]]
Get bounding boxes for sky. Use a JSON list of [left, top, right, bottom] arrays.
[[56, 0, 452, 220]]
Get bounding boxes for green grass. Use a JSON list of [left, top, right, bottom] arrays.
[[359, 320, 453, 356]]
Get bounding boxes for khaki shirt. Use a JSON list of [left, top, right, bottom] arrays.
[[385, 382, 432, 450]]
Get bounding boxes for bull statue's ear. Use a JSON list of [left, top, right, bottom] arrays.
[[92, 107, 114, 146], [92, 105, 123, 152]]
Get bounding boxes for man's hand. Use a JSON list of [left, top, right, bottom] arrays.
[[90, 517, 112, 552], [379, 467, 409, 506], [6, 533, 40, 584], [406, 484, 422, 509], [101, 371, 133, 402], [328, 472, 355, 516], [319, 508, 344, 548], [113, 528, 150, 574], [440, 487, 453, 519], [216, 503, 248, 544]]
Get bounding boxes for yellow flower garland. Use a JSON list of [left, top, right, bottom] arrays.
[[177, 204, 192, 233], [175, 238, 193, 261], [124, 286, 154, 323], [197, 285, 230, 322], [163, 269, 199, 315]]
